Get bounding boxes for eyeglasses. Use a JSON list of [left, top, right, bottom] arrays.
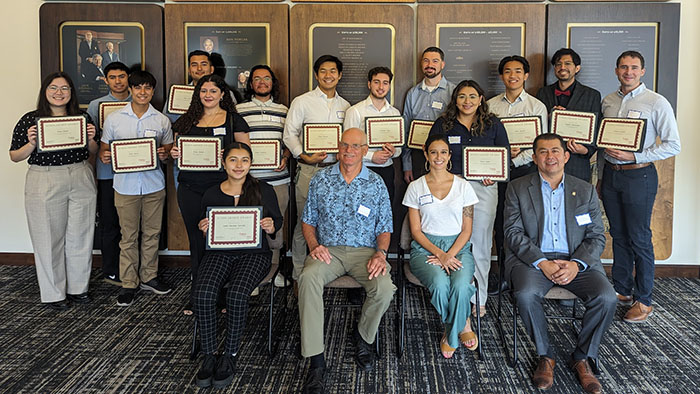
[[339, 142, 367, 150], [48, 85, 71, 93], [252, 76, 272, 83]]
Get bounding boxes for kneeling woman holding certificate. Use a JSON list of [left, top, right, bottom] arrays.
[[402, 134, 480, 358], [193, 142, 282, 389], [9, 72, 98, 311]]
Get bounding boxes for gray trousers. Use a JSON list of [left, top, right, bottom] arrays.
[[468, 181, 498, 307], [25, 161, 97, 302], [511, 260, 617, 360], [291, 163, 324, 280]]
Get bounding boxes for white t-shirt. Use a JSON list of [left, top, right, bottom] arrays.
[[402, 175, 479, 236]]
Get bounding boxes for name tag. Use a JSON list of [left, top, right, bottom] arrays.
[[357, 204, 371, 217], [575, 213, 592, 226], [144, 129, 157, 137], [418, 194, 434, 206], [213, 127, 226, 136], [512, 112, 525, 117], [627, 110, 642, 119], [448, 136, 461, 144], [337, 111, 345, 120], [431, 101, 443, 110]]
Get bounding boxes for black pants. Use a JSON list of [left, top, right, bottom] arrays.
[[410, 149, 427, 181], [368, 164, 395, 205], [98, 179, 121, 278], [177, 184, 207, 287]]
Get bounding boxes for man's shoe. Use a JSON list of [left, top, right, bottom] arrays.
[[353, 327, 376, 371], [273, 272, 291, 287], [616, 293, 633, 306], [67, 292, 91, 304], [103, 274, 122, 286], [212, 353, 236, 389], [140, 278, 172, 295], [302, 366, 325, 394], [195, 354, 216, 388], [116, 289, 136, 306], [488, 280, 508, 296], [532, 356, 555, 390], [46, 299, 71, 311], [570, 359, 602, 394], [623, 301, 653, 323]]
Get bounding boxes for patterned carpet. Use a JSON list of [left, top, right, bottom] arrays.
[[1, 264, 699, 393]]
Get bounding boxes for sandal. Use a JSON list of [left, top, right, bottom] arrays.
[[183, 302, 193, 316], [459, 330, 479, 351], [440, 334, 456, 358], [472, 304, 486, 318]]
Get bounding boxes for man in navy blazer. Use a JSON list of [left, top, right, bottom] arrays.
[[504, 133, 616, 394], [536, 48, 601, 182]]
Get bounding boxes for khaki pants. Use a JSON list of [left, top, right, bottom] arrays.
[[292, 163, 324, 280], [298, 246, 396, 357], [114, 189, 165, 289]]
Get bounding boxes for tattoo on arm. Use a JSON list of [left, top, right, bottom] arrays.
[[463, 205, 474, 218]]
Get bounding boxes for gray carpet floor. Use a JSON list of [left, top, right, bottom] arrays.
[[0, 265, 699, 393]]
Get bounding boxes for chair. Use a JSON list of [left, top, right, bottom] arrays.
[[190, 262, 281, 360], [397, 216, 483, 360], [495, 248, 600, 373]]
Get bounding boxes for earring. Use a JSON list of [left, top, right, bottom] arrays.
[[424, 161, 430, 172], [447, 160, 452, 171]]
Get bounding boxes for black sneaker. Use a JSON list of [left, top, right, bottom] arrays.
[[302, 366, 325, 394], [213, 353, 236, 389], [195, 354, 216, 388], [67, 292, 91, 304], [140, 278, 172, 295], [46, 299, 71, 311], [103, 274, 122, 286], [117, 289, 136, 306]]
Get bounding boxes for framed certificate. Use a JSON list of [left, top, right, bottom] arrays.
[[99, 102, 129, 130], [206, 206, 262, 250], [167, 84, 195, 115], [550, 110, 597, 145], [36, 116, 87, 152], [462, 146, 510, 182], [302, 123, 342, 154], [365, 116, 404, 147], [250, 139, 281, 170], [110, 137, 157, 173], [177, 136, 223, 171], [500, 116, 542, 148], [407, 120, 434, 149], [596, 118, 647, 152]]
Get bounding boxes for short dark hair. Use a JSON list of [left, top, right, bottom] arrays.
[[313, 55, 342, 74], [533, 133, 566, 151], [551, 48, 581, 67], [37, 72, 80, 117], [209, 52, 225, 78], [188, 50, 210, 63], [423, 133, 450, 153], [103, 61, 130, 77], [498, 55, 530, 74], [128, 70, 156, 89], [244, 65, 281, 102], [422, 46, 445, 61], [367, 66, 393, 82], [616, 50, 645, 69]]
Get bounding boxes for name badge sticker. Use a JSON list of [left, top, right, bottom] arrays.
[[575, 213, 592, 226], [357, 204, 371, 217], [418, 194, 434, 206], [213, 127, 226, 136], [627, 110, 642, 119], [431, 101, 443, 110], [448, 136, 461, 144], [144, 129, 157, 138], [337, 111, 346, 120]]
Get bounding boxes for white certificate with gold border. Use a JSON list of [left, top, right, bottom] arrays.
[[500, 116, 542, 148], [407, 120, 434, 149], [551, 110, 596, 145], [596, 118, 647, 152], [250, 139, 281, 170], [177, 136, 223, 171], [206, 206, 262, 250], [462, 146, 510, 182], [365, 116, 404, 147], [99, 102, 129, 130], [110, 137, 157, 173], [36, 116, 87, 152], [302, 123, 342, 154], [167, 85, 195, 114]]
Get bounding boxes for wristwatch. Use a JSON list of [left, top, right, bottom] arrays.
[[575, 261, 585, 272], [377, 248, 388, 257]]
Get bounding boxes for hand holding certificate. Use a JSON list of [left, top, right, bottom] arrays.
[[177, 136, 223, 171], [36, 116, 87, 152], [99, 102, 129, 130], [407, 120, 433, 149], [168, 85, 195, 115], [302, 123, 342, 154], [250, 140, 281, 169], [550, 110, 597, 145], [206, 206, 262, 250], [111, 137, 158, 173], [596, 118, 647, 152], [462, 146, 509, 182], [365, 116, 404, 147], [500, 116, 542, 148]]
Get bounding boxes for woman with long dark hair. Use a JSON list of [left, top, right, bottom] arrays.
[[193, 142, 282, 389], [171, 74, 251, 314], [428, 79, 510, 318], [9, 72, 98, 311]]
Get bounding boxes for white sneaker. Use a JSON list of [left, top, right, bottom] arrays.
[[273, 273, 290, 288], [251, 287, 260, 296]]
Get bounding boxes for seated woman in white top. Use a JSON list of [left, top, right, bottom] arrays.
[[402, 133, 480, 358]]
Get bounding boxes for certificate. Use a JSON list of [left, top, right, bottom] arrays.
[[500, 117, 542, 148], [206, 206, 262, 250], [110, 137, 157, 173], [99, 102, 129, 130], [407, 120, 434, 149], [36, 116, 87, 152], [167, 85, 195, 115], [365, 116, 404, 147], [302, 123, 342, 154], [551, 110, 596, 145], [462, 146, 510, 182], [177, 136, 223, 171], [250, 139, 281, 170], [596, 118, 647, 152]]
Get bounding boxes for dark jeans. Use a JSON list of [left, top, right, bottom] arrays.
[[98, 179, 121, 278], [601, 163, 657, 306], [410, 149, 427, 181], [177, 184, 207, 291]]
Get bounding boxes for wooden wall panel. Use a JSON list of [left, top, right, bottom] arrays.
[[417, 4, 546, 97], [289, 4, 414, 111]]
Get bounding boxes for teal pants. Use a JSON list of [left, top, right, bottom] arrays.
[[409, 234, 476, 348]]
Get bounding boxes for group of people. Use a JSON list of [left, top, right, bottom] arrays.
[[79, 31, 120, 84], [9, 44, 680, 394]]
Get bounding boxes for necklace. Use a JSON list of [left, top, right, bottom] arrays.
[[200, 109, 222, 128]]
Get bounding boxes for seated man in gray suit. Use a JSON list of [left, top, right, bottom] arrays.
[[504, 133, 616, 394]]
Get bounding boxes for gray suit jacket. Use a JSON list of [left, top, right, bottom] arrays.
[[503, 172, 606, 282]]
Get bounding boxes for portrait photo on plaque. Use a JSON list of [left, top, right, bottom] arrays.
[[185, 23, 269, 90], [309, 24, 395, 105], [60, 22, 145, 108]]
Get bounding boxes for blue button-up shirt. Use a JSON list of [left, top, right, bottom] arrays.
[[101, 103, 173, 196], [302, 163, 393, 248], [87, 92, 132, 180]]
